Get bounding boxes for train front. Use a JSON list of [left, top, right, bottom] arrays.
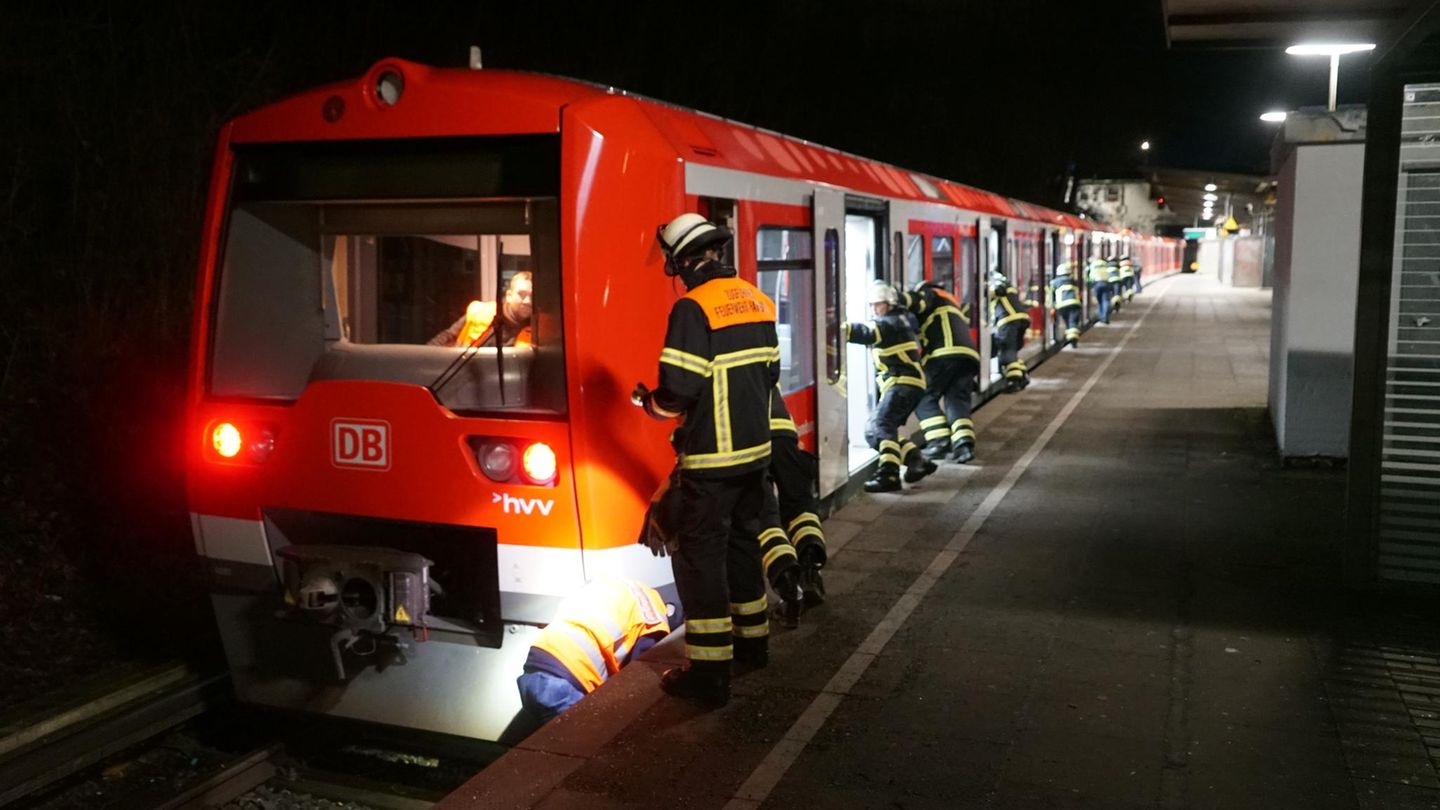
[[184, 61, 646, 740]]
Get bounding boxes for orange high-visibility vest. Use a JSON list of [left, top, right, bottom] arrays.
[[530, 580, 671, 692], [456, 300, 532, 348]]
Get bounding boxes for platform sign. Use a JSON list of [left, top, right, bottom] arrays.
[[1183, 228, 1213, 240]]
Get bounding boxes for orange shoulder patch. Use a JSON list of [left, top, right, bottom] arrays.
[[683, 278, 777, 330]]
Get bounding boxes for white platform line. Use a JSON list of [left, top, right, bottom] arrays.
[[724, 279, 1178, 810]]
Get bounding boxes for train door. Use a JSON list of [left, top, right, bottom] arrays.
[[959, 222, 980, 346], [844, 200, 886, 476], [813, 188, 848, 496], [986, 219, 1008, 388]]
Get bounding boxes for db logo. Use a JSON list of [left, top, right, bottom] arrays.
[[331, 419, 390, 470]]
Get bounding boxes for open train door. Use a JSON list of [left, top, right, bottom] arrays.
[[813, 187, 848, 497]]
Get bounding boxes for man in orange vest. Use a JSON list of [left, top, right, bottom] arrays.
[[427, 271, 534, 348], [516, 578, 679, 722]]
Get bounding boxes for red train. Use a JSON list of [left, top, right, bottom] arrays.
[[185, 59, 1181, 740]]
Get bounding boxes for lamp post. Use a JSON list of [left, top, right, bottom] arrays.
[[1284, 43, 1375, 111]]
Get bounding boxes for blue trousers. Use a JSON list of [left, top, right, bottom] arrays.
[[1092, 281, 1113, 322]]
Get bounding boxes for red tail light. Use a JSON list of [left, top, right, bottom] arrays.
[[213, 423, 242, 458], [207, 420, 277, 464]]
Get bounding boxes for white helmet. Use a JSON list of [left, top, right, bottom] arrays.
[[656, 213, 730, 271], [869, 280, 899, 306]]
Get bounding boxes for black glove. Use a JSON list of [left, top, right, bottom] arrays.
[[637, 470, 683, 557], [631, 382, 650, 407]]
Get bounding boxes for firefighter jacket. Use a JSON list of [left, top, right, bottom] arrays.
[[990, 285, 1031, 331], [1118, 260, 1136, 281], [900, 286, 979, 363], [770, 385, 797, 438], [1106, 262, 1123, 284], [844, 310, 926, 393], [650, 274, 781, 477], [529, 579, 672, 692], [1086, 261, 1109, 286], [427, 300, 532, 348], [1050, 275, 1082, 310]]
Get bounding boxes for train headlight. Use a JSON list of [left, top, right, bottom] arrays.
[[375, 69, 404, 106], [522, 442, 557, 485], [213, 423, 242, 459], [479, 441, 517, 482], [248, 428, 276, 463]]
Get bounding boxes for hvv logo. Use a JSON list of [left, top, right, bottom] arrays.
[[493, 492, 555, 516]]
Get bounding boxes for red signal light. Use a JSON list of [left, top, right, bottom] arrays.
[[213, 423, 242, 458]]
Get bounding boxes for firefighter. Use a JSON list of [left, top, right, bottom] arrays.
[[900, 280, 980, 464], [766, 387, 826, 611], [428, 271, 533, 347], [843, 280, 937, 493], [1050, 262, 1083, 348], [1105, 257, 1125, 313], [634, 213, 780, 707], [516, 578, 677, 722], [1087, 258, 1113, 324], [990, 272, 1031, 392], [1118, 256, 1136, 303]]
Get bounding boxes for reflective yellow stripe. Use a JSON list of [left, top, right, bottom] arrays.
[[879, 375, 926, 393], [928, 345, 979, 360], [875, 341, 921, 358], [1005, 361, 1027, 371], [733, 622, 770, 639], [714, 346, 781, 368], [770, 417, 798, 434], [879, 453, 901, 465], [731, 596, 768, 616], [758, 527, 787, 544], [680, 442, 772, 471], [997, 312, 1030, 327], [790, 525, 824, 545], [788, 512, 820, 532], [687, 644, 734, 661], [924, 427, 951, 441], [713, 367, 731, 453], [953, 428, 976, 440], [920, 415, 948, 429], [763, 544, 797, 569], [659, 347, 712, 376], [686, 617, 733, 634], [880, 440, 902, 453]]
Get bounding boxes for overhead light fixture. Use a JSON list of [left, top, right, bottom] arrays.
[[1203, 193, 1219, 202], [1285, 43, 1375, 56], [1286, 42, 1376, 111], [1260, 111, 1288, 123], [1204, 183, 1217, 192], [1202, 213, 1213, 221], [1140, 140, 1151, 151]]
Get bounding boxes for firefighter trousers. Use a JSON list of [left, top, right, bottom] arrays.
[[1058, 305, 1081, 344], [753, 474, 798, 587], [915, 356, 978, 451], [770, 433, 826, 566], [994, 322, 1028, 383], [673, 469, 767, 671], [864, 383, 924, 473], [1093, 281, 1113, 323]]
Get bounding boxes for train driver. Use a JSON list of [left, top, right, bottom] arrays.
[[427, 271, 534, 348]]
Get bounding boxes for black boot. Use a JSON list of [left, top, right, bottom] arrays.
[[660, 666, 730, 707], [773, 566, 804, 629], [903, 455, 938, 484], [733, 637, 769, 671], [798, 544, 827, 606], [921, 441, 951, 461], [864, 469, 902, 493], [950, 442, 975, 464]]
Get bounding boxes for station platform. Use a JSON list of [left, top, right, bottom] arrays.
[[439, 274, 1440, 810]]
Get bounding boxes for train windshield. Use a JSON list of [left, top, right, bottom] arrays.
[[209, 136, 565, 415]]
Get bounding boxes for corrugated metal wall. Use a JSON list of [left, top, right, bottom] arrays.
[[1378, 82, 1440, 583]]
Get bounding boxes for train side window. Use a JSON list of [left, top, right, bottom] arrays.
[[904, 234, 924, 290], [930, 236, 954, 292], [823, 228, 841, 384], [757, 226, 816, 393]]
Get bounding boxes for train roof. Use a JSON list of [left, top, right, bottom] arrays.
[[229, 59, 1137, 236]]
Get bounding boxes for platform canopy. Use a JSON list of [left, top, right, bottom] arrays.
[[1164, 0, 1407, 48]]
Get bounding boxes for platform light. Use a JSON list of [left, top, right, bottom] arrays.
[[1140, 140, 1151, 151], [1203, 193, 1219, 202], [1260, 111, 1288, 123], [1204, 183, 1217, 192], [1286, 42, 1375, 111]]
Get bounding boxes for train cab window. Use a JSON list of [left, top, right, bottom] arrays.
[[904, 234, 924, 290], [210, 137, 564, 415], [757, 226, 816, 393]]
